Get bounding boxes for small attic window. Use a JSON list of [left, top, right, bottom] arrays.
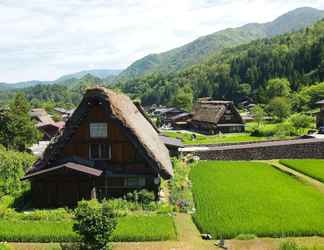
[[90, 123, 107, 138]]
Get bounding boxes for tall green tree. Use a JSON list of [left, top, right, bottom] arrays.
[[0, 93, 40, 151], [265, 78, 291, 100], [267, 97, 291, 122], [172, 85, 193, 111], [250, 105, 266, 127]]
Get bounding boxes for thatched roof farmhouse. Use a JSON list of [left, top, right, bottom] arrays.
[[191, 99, 244, 134], [22, 87, 173, 207]]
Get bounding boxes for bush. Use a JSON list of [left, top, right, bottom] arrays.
[[169, 159, 194, 213], [125, 189, 155, 205], [0, 243, 10, 250], [0, 146, 35, 197], [73, 200, 117, 250]]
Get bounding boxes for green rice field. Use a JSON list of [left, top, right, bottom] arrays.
[[0, 215, 176, 242], [280, 159, 324, 183], [190, 161, 324, 239], [112, 215, 177, 242]]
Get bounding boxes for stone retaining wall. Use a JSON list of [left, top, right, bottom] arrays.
[[191, 139, 324, 160]]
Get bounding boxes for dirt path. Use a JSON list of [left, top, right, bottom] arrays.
[[263, 160, 324, 194], [226, 236, 324, 250], [113, 213, 219, 250]]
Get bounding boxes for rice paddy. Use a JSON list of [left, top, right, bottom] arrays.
[[280, 160, 324, 183], [0, 215, 176, 242], [190, 161, 324, 239]]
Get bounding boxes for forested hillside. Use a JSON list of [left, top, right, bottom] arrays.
[[0, 74, 112, 109], [118, 18, 324, 112], [119, 7, 324, 79]]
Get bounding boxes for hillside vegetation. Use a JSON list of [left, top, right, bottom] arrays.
[[119, 7, 324, 79], [119, 18, 324, 113]]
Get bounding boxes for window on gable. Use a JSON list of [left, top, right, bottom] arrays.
[[90, 144, 111, 160], [90, 123, 107, 138]]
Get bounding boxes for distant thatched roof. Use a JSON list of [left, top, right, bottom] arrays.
[[192, 100, 236, 124], [26, 87, 173, 179]]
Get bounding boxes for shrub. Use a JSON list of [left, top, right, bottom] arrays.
[[73, 200, 117, 250], [125, 189, 155, 205], [0, 146, 35, 197], [169, 159, 194, 213], [0, 243, 10, 250]]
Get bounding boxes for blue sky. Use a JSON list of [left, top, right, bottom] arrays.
[[1, 0, 324, 83]]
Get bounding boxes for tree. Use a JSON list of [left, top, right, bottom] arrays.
[[73, 200, 117, 250], [265, 78, 291, 100], [250, 105, 266, 127], [267, 97, 291, 122], [172, 85, 193, 111], [288, 113, 313, 135], [0, 93, 41, 151]]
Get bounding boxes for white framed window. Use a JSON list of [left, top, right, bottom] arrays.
[[90, 123, 107, 138], [89, 144, 111, 160], [125, 176, 146, 188]]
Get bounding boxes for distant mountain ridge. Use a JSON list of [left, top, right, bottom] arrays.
[[55, 69, 122, 82], [0, 69, 123, 91], [119, 7, 324, 79]]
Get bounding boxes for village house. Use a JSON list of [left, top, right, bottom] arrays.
[[29, 108, 64, 140], [22, 87, 173, 208], [316, 100, 324, 133], [152, 107, 185, 127], [190, 99, 244, 134]]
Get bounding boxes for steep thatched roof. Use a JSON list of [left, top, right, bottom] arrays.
[[26, 87, 173, 179], [192, 100, 234, 124]]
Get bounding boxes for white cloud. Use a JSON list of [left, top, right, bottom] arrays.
[[0, 0, 324, 82]]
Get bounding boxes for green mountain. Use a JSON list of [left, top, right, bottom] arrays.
[[55, 69, 122, 82], [119, 7, 324, 79], [119, 17, 324, 111], [0, 69, 122, 91]]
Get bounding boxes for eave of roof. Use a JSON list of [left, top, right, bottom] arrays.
[[21, 162, 103, 180]]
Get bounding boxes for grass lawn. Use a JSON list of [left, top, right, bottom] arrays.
[[162, 122, 292, 145], [0, 215, 176, 242], [190, 161, 324, 239], [162, 131, 270, 145], [280, 160, 324, 183]]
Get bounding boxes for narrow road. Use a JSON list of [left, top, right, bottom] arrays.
[[113, 213, 219, 250]]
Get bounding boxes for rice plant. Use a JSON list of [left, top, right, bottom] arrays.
[[280, 159, 324, 182], [190, 161, 324, 239]]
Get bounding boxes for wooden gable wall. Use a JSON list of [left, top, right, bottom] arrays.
[[218, 104, 243, 124], [62, 104, 138, 164]]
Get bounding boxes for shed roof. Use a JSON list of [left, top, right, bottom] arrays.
[[21, 162, 103, 180]]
